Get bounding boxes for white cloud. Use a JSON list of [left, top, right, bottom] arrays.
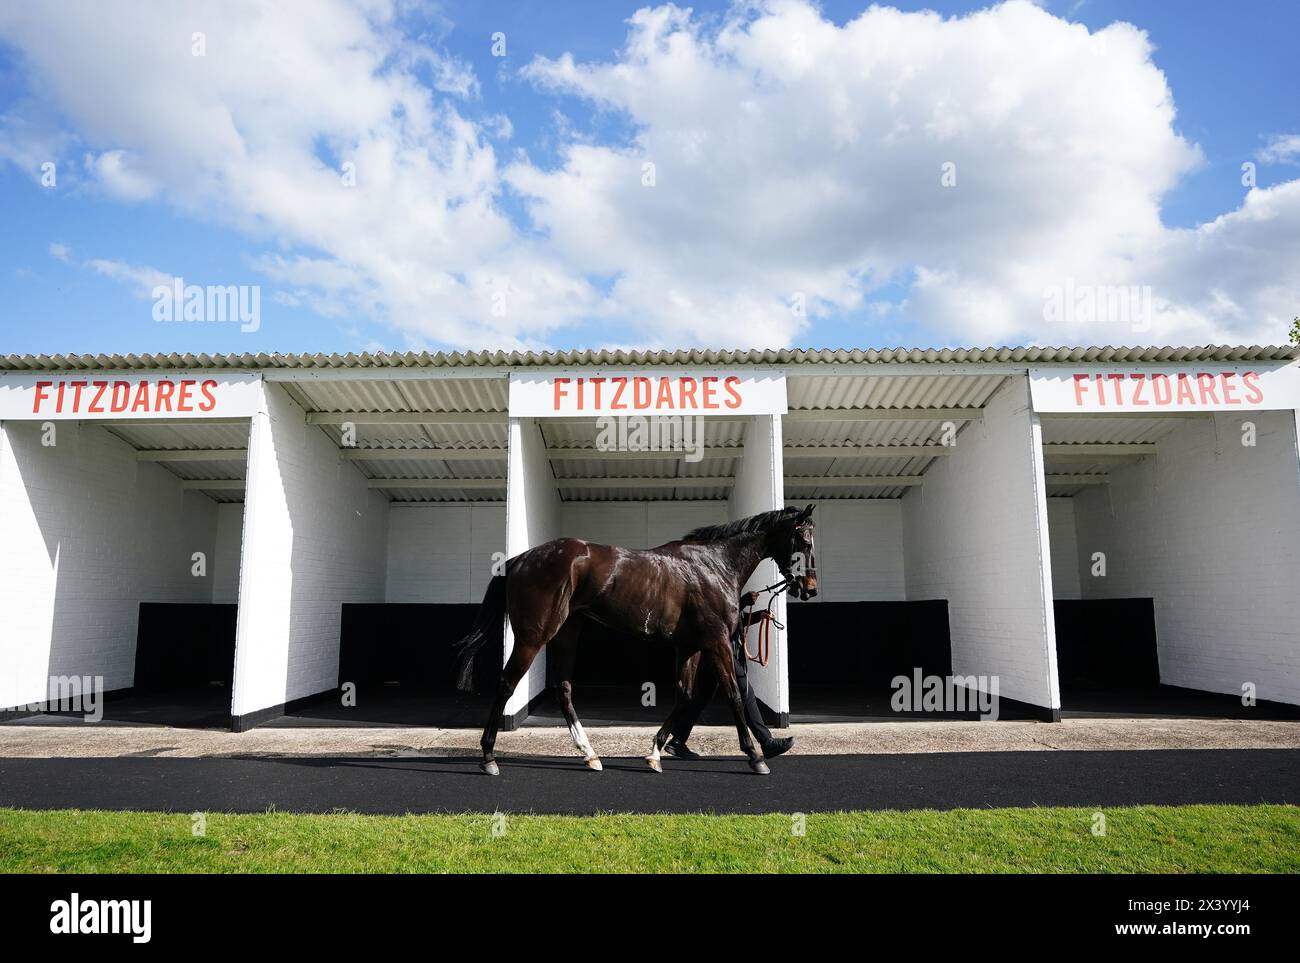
[[0, 0, 1296, 349], [0, 0, 591, 349], [511, 0, 1296, 346], [86, 258, 175, 298], [48, 242, 71, 261], [84, 149, 157, 200], [1258, 134, 1300, 166]]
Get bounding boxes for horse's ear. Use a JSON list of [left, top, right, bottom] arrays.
[[799, 503, 815, 521]]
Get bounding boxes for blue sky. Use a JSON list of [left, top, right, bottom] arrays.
[[1, 0, 1297, 356]]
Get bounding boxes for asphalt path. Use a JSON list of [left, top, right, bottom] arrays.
[[0, 749, 1296, 815]]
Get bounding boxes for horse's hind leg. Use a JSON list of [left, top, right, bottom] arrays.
[[548, 618, 601, 772], [480, 635, 544, 776]]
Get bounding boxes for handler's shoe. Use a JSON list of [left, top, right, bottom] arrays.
[[760, 736, 794, 759], [662, 737, 702, 760]]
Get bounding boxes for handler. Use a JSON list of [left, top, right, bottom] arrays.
[[662, 590, 794, 760]]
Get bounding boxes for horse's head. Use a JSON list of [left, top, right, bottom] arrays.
[[769, 504, 818, 600]]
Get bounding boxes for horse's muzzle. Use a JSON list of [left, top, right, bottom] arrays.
[[789, 569, 818, 601]]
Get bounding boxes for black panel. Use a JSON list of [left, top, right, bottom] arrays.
[[337, 603, 486, 688], [787, 600, 952, 684], [133, 603, 237, 693], [566, 601, 954, 689], [571, 620, 676, 690], [1054, 598, 1159, 690]]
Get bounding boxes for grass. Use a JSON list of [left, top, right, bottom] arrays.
[[1, 804, 1296, 873]]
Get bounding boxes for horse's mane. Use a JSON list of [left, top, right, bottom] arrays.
[[681, 507, 798, 543]]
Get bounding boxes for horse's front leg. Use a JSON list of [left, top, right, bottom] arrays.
[[547, 617, 602, 772], [707, 642, 768, 775]]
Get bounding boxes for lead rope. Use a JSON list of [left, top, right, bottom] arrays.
[[742, 578, 790, 667]]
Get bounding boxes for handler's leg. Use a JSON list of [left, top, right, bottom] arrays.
[[733, 645, 773, 745], [736, 648, 794, 757], [666, 655, 716, 757]]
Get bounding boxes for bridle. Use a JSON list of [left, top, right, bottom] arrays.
[[742, 552, 818, 666], [743, 514, 818, 666]]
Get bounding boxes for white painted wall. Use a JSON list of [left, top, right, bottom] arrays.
[[1071, 410, 1300, 704], [786, 500, 905, 603], [729, 415, 787, 713], [0, 421, 223, 710], [503, 417, 561, 716], [1045, 499, 1081, 600], [385, 504, 506, 603], [558, 501, 725, 549], [900, 376, 1061, 713], [212, 502, 245, 605], [231, 382, 388, 722]]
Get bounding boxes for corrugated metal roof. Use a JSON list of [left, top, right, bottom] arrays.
[[1039, 416, 1187, 446], [540, 417, 744, 450], [315, 421, 509, 450], [786, 372, 1007, 408], [280, 376, 508, 412], [558, 484, 732, 502], [783, 417, 971, 448], [104, 422, 251, 451], [348, 457, 506, 481], [194, 489, 246, 505], [379, 485, 506, 503], [2, 345, 1293, 371], [549, 456, 737, 480], [786, 452, 942, 477], [93, 422, 251, 499], [784, 480, 915, 500]]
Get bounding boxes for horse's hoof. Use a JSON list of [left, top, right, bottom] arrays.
[[481, 760, 500, 776], [750, 759, 770, 775], [584, 756, 603, 772], [646, 756, 662, 773]]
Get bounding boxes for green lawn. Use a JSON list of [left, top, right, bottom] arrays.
[[2, 805, 1296, 873]]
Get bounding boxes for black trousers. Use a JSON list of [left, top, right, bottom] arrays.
[[672, 637, 773, 746]]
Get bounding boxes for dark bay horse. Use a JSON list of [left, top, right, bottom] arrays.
[[454, 505, 818, 776]]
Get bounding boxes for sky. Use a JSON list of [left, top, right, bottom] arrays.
[[0, 0, 1297, 357]]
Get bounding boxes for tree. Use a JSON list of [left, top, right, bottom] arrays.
[[1292, 317, 1300, 345]]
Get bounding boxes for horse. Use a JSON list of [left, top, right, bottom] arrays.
[[453, 504, 818, 776]]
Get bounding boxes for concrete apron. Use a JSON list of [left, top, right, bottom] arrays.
[[1, 718, 1299, 759]]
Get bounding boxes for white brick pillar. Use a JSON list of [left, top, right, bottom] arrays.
[[501, 416, 560, 725], [728, 413, 788, 723], [230, 382, 389, 730], [900, 374, 1061, 719]]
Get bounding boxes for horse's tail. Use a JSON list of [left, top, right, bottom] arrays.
[[453, 574, 508, 693]]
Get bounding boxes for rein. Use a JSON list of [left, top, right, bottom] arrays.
[[741, 577, 791, 667]]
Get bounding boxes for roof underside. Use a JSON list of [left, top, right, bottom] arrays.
[[1039, 415, 1186, 496]]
